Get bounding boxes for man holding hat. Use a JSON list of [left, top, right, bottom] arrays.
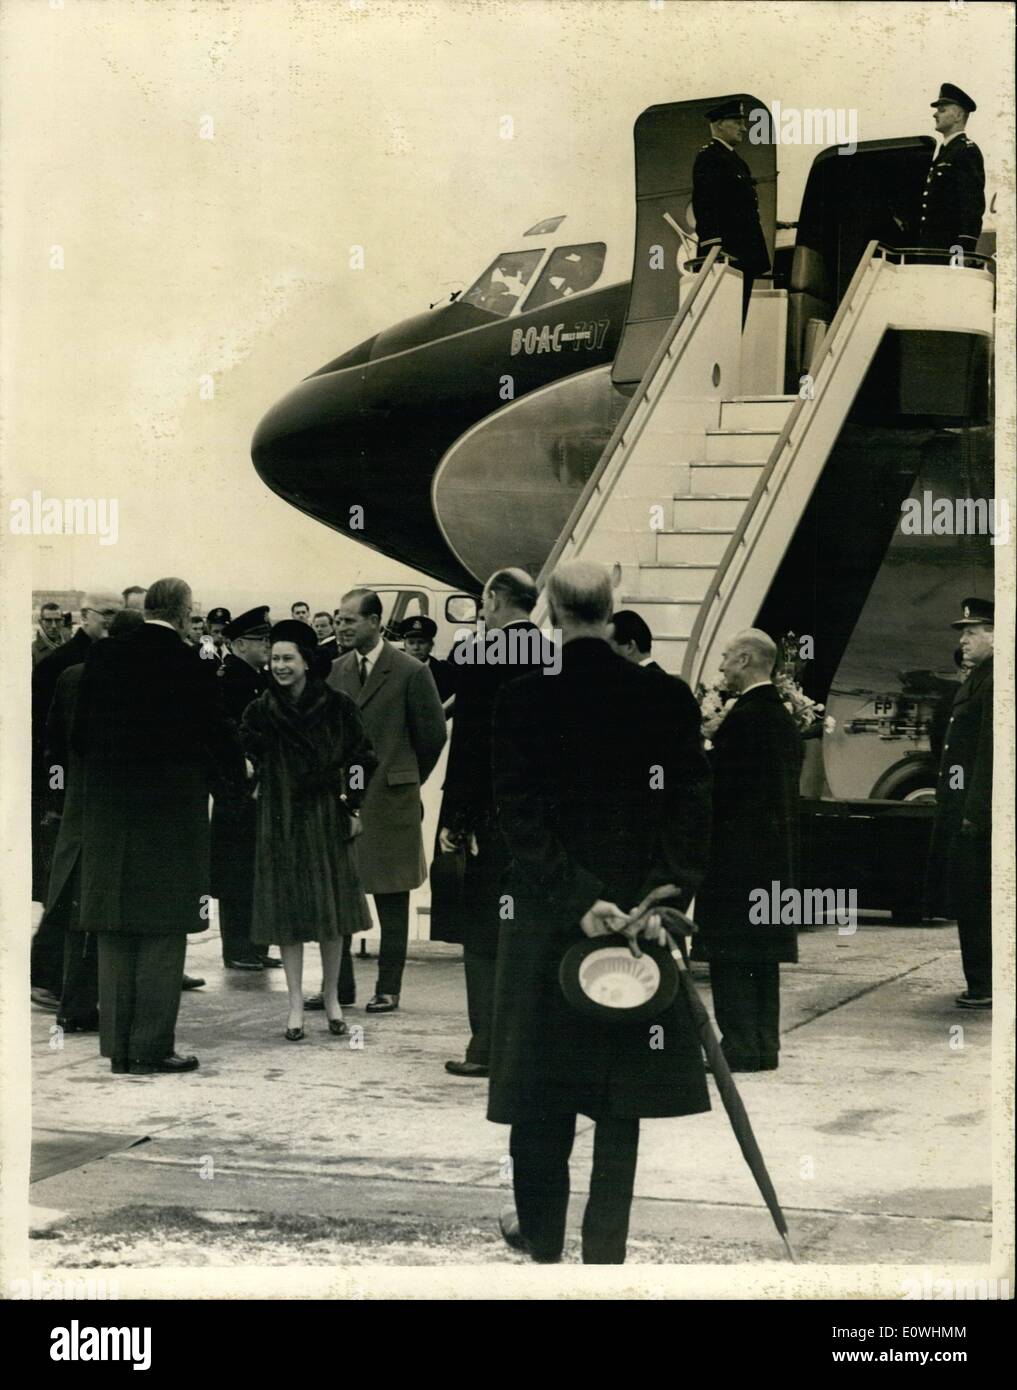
[[401, 615, 456, 704], [211, 606, 280, 970], [916, 84, 985, 254], [692, 99, 770, 325], [928, 597, 993, 1009]]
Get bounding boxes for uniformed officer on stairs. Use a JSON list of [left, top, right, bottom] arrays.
[[914, 83, 985, 256], [691, 98, 771, 326]]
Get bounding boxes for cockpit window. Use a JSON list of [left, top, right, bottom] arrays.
[[522, 243, 607, 312], [461, 250, 545, 317]]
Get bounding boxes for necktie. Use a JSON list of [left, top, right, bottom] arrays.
[[359, 657, 368, 687]]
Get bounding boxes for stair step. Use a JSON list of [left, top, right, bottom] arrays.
[[655, 529, 730, 565], [615, 598, 698, 639], [719, 397, 796, 430], [689, 462, 764, 495], [672, 494, 749, 528], [632, 567, 713, 599], [705, 429, 780, 463]]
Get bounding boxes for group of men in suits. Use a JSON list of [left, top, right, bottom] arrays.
[[692, 83, 985, 328]]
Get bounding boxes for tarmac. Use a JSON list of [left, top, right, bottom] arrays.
[[27, 916, 993, 1274]]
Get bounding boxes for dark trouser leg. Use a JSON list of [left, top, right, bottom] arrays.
[[128, 934, 188, 1061], [710, 962, 759, 1069], [463, 945, 498, 1066], [219, 891, 258, 964], [56, 860, 96, 1023], [582, 1118, 640, 1264], [31, 901, 66, 996], [756, 964, 781, 1069], [374, 891, 409, 997], [98, 935, 139, 1061], [338, 933, 356, 1004], [509, 1115, 575, 1263], [954, 835, 992, 997], [62, 934, 98, 1025]]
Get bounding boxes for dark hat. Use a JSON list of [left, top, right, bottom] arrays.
[[931, 83, 976, 113], [401, 615, 437, 640], [950, 596, 993, 628], [270, 618, 332, 679], [706, 98, 745, 123], [270, 618, 317, 649], [225, 605, 270, 641], [207, 606, 231, 626], [559, 937, 679, 1025]]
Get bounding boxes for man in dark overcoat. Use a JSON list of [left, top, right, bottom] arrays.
[[693, 629, 802, 1073], [927, 597, 993, 1008], [489, 560, 711, 1265], [692, 99, 771, 324], [73, 577, 245, 1074], [329, 588, 447, 1012], [209, 606, 278, 970], [438, 568, 544, 1078], [38, 609, 147, 1031], [30, 591, 122, 983], [915, 84, 985, 254]]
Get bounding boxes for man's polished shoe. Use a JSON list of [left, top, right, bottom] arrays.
[[259, 955, 283, 968], [224, 958, 263, 971], [128, 1053, 199, 1075], [31, 987, 60, 1012], [304, 992, 325, 1010], [57, 1016, 99, 1033], [956, 991, 992, 1009], [445, 1060, 488, 1078], [181, 974, 205, 990], [365, 993, 399, 1013], [498, 1207, 531, 1256]]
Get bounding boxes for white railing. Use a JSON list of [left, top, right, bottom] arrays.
[[680, 243, 994, 688], [533, 246, 732, 620]]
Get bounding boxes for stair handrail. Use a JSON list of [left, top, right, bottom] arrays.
[[536, 245, 726, 593], [681, 239, 885, 686]]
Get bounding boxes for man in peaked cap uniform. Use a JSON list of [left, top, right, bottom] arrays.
[[210, 606, 280, 969], [202, 606, 231, 672], [692, 99, 770, 325], [401, 615, 457, 705], [916, 84, 985, 255], [927, 597, 993, 1009]]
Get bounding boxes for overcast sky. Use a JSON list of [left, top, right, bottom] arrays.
[[3, 0, 1012, 618]]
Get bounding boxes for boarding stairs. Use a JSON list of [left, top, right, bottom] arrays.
[[534, 242, 995, 687]]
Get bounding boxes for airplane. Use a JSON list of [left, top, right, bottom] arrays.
[[252, 94, 996, 922]]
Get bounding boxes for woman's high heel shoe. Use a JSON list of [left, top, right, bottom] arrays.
[[327, 1017, 348, 1037], [285, 1025, 304, 1041]]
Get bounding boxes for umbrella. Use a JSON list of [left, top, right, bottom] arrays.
[[624, 884, 798, 1264]]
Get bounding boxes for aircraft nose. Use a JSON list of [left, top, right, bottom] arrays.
[[251, 369, 367, 514]]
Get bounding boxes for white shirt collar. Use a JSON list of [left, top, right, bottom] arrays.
[[714, 136, 735, 151], [941, 130, 965, 147], [639, 655, 655, 667], [358, 637, 383, 671], [145, 618, 178, 634], [739, 679, 772, 697]]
